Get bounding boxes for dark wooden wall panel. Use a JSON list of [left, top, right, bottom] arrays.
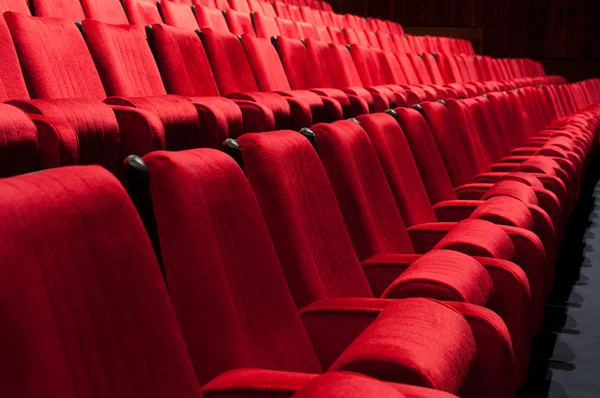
[[331, 0, 600, 80]]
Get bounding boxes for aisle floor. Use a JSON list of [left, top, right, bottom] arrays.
[[518, 157, 600, 398]]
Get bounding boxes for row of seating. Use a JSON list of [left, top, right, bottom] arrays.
[[0, 8, 559, 178], [2, 0, 600, 397], [3, 76, 599, 396]]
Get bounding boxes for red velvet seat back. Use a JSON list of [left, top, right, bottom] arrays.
[[159, 0, 200, 29], [0, 17, 29, 101], [144, 149, 322, 384], [356, 113, 438, 227], [241, 34, 293, 91], [196, 4, 230, 32], [123, 0, 163, 26], [5, 12, 107, 100], [150, 23, 222, 97], [328, 43, 365, 87], [276, 36, 324, 89], [394, 107, 458, 205], [225, 9, 255, 36], [201, 29, 261, 94], [81, 0, 130, 24], [82, 20, 168, 97], [238, 131, 375, 308], [32, 0, 85, 20], [0, 166, 202, 398], [0, 0, 30, 14], [420, 101, 477, 187], [311, 120, 416, 259]]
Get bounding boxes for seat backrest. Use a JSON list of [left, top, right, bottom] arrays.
[[0, 16, 29, 101], [143, 148, 322, 385], [311, 120, 416, 259], [5, 12, 107, 100], [149, 23, 221, 97], [123, 0, 163, 26], [304, 38, 338, 86], [0, 166, 202, 398], [259, 0, 276, 15], [252, 12, 281, 38], [159, 0, 199, 29], [213, 0, 231, 9], [349, 44, 388, 86], [82, 20, 167, 97], [229, 0, 250, 12], [201, 29, 260, 94], [295, 20, 319, 40], [0, 0, 30, 14], [224, 8, 254, 35], [196, 4, 229, 31], [356, 113, 437, 227], [327, 43, 364, 87], [32, 0, 85, 20], [193, 0, 215, 7], [241, 34, 292, 91], [273, 1, 291, 19], [419, 101, 477, 188], [238, 131, 375, 308], [275, 36, 323, 89], [80, 0, 130, 24], [327, 26, 344, 44], [394, 107, 458, 205], [275, 16, 301, 38], [287, 4, 303, 21], [406, 53, 433, 85]]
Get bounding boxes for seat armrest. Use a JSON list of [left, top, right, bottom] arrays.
[[433, 199, 484, 222], [329, 298, 477, 393], [443, 302, 516, 393], [379, 250, 493, 307], [299, 298, 393, 369], [202, 369, 317, 398], [28, 114, 79, 169], [230, 99, 277, 133], [109, 105, 166, 160], [361, 254, 421, 297]]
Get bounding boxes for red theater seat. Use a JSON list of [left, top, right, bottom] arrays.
[[159, 0, 200, 29], [123, 0, 163, 26], [0, 166, 204, 397], [139, 147, 512, 397]]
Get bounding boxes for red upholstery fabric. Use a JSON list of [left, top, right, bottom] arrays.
[[123, 0, 163, 26], [32, 0, 85, 20], [311, 120, 416, 260], [356, 113, 437, 226], [0, 0, 29, 14], [83, 21, 167, 97], [6, 13, 107, 100], [151, 24, 221, 97], [80, 0, 130, 24], [293, 373, 460, 398], [10, 98, 121, 172], [159, 0, 200, 29], [394, 107, 458, 205], [224, 9, 255, 36], [84, 20, 245, 150], [144, 149, 323, 384], [0, 103, 38, 177], [0, 15, 29, 101], [0, 166, 202, 397], [202, 29, 304, 128], [252, 12, 281, 38], [330, 299, 476, 393], [196, 5, 230, 32], [238, 131, 375, 308]]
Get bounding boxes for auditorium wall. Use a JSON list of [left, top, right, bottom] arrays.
[[330, 0, 600, 82]]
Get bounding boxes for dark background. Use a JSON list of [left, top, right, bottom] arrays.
[[329, 0, 600, 82]]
